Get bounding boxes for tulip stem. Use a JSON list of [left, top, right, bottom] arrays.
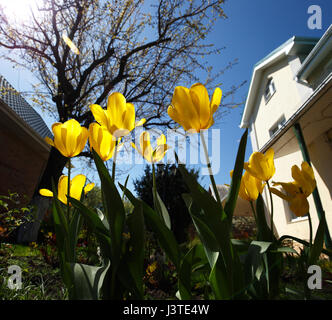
[[67, 158, 71, 219], [152, 162, 158, 211], [308, 212, 313, 247], [249, 200, 257, 224], [267, 181, 274, 241], [201, 132, 222, 207], [112, 138, 118, 182]]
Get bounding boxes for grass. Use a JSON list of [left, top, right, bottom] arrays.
[[0, 243, 67, 300]]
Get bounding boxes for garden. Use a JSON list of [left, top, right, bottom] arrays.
[[1, 84, 332, 301]]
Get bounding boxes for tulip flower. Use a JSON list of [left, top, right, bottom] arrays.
[[167, 83, 222, 132], [131, 131, 169, 163], [270, 161, 316, 217], [88, 123, 118, 161], [244, 148, 276, 182], [45, 119, 88, 158], [231, 170, 265, 202], [291, 161, 316, 197], [39, 174, 95, 206], [90, 92, 146, 138]]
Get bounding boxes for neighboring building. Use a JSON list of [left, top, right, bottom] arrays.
[[209, 185, 256, 238], [240, 24, 332, 242], [0, 74, 52, 205]]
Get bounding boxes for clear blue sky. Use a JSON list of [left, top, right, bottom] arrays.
[[1, 0, 331, 194]]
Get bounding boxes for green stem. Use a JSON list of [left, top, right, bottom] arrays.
[[112, 138, 118, 182], [201, 132, 222, 207], [67, 158, 71, 219], [308, 212, 313, 248], [152, 162, 158, 211], [266, 181, 274, 241], [249, 200, 258, 224]]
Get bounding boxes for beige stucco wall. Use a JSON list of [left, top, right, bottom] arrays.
[[252, 57, 303, 150], [261, 113, 332, 242]]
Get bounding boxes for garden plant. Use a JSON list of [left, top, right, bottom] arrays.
[[32, 83, 332, 300]]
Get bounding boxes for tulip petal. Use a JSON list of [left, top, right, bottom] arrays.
[[45, 136, 55, 147], [39, 189, 53, 197], [135, 118, 146, 127], [84, 183, 95, 194], [189, 83, 211, 128], [58, 175, 69, 205], [152, 144, 170, 163], [90, 104, 109, 128], [70, 174, 86, 201], [171, 86, 200, 132]]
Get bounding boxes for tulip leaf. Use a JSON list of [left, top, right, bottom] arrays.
[[309, 215, 326, 265], [70, 259, 110, 300], [119, 183, 181, 269], [182, 193, 219, 253], [92, 149, 125, 268], [69, 197, 112, 259], [255, 193, 273, 241], [224, 128, 248, 226], [154, 190, 171, 230], [178, 243, 208, 300], [125, 201, 145, 298], [209, 252, 231, 300]]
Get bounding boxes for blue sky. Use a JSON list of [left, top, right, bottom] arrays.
[[1, 0, 331, 194]]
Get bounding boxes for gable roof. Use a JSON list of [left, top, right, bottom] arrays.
[[240, 36, 318, 128], [0, 75, 52, 139], [296, 24, 332, 82]]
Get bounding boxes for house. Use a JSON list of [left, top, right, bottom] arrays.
[[209, 185, 256, 238], [240, 24, 332, 243], [0, 74, 52, 208]]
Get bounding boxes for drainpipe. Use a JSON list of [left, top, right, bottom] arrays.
[[293, 122, 332, 250]]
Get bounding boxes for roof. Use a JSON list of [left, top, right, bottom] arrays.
[[240, 36, 318, 128], [0, 75, 52, 139], [296, 24, 332, 81]]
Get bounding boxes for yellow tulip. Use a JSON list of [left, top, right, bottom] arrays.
[[291, 162, 316, 197], [90, 92, 146, 138], [45, 119, 88, 158], [270, 182, 309, 217], [131, 132, 169, 163], [167, 83, 222, 132], [39, 174, 94, 206], [88, 123, 118, 161], [231, 170, 265, 202], [244, 148, 275, 181], [270, 162, 316, 217]]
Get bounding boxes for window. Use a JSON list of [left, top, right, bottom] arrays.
[[283, 199, 308, 223], [264, 78, 276, 103], [269, 115, 286, 138]]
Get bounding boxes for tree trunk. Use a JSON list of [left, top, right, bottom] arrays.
[[16, 147, 67, 243]]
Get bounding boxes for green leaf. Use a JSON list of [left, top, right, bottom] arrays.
[[256, 193, 273, 241], [209, 252, 231, 300], [92, 149, 126, 267], [182, 193, 219, 253], [154, 190, 171, 229], [70, 259, 110, 300], [68, 209, 83, 261], [120, 183, 181, 269], [178, 243, 208, 300], [125, 201, 145, 298], [224, 129, 248, 226], [69, 197, 111, 255], [309, 215, 326, 265]]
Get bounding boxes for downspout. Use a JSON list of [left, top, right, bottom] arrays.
[[293, 122, 332, 250]]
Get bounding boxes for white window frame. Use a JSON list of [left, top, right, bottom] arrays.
[[264, 78, 276, 103], [269, 115, 286, 138]]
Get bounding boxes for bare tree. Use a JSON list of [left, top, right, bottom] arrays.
[[0, 0, 244, 193]]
